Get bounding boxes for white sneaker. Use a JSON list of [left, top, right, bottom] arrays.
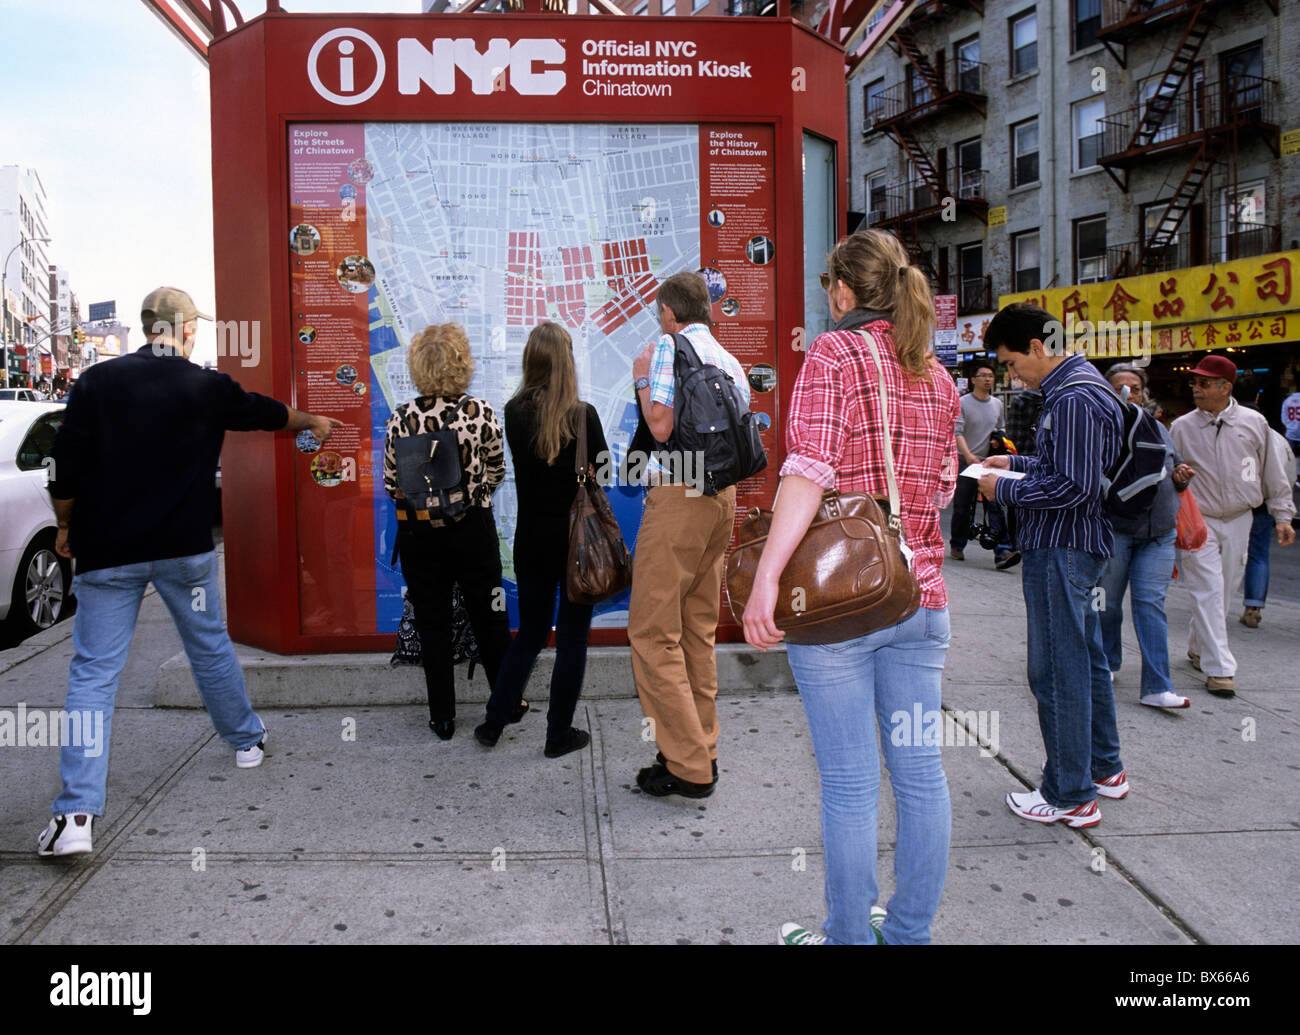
[[1005, 788, 1100, 828], [1141, 691, 1190, 710], [37, 814, 93, 857], [1093, 770, 1130, 799], [236, 726, 267, 769], [779, 922, 826, 945], [869, 905, 887, 946]]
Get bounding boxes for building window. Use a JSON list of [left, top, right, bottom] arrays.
[[1013, 231, 1040, 292], [956, 36, 981, 93], [1012, 118, 1039, 187], [1138, 68, 1203, 142], [1073, 0, 1100, 52], [907, 65, 932, 109], [1222, 42, 1264, 120], [1075, 216, 1107, 283], [956, 138, 982, 198], [1220, 180, 1266, 259], [866, 172, 887, 223], [959, 244, 985, 311], [1073, 97, 1105, 171], [864, 78, 886, 127], [1010, 10, 1037, 77]]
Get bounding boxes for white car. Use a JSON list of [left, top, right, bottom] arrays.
[[0, 401, 74, 638], [0, 387, 47, 402]]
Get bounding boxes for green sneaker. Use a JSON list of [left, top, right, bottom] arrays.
[[870, 906, 887, 946], [779, 922, 826, 945]]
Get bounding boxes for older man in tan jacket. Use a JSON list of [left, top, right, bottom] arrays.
[[1170, 356, 1295, 696]]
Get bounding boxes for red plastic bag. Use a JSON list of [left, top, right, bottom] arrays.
[[1175, 485, 1208, 552]]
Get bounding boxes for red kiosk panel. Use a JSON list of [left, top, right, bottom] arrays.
[[210, 14, 846, 654]]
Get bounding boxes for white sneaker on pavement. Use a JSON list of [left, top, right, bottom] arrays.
[[1141, 691, 1190, 709], [37, 814, 93, 857], [236, 725, 268, 769], [1006, 788, 1101, 828]]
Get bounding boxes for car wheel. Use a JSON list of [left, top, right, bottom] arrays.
[[7, 532, 72, 638]]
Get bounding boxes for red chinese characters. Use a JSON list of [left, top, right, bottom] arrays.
[[1103, 283, 1139, 323], [1255, 257, 1292, 306], [1152, 277, 1185, 319], [1061, 289, 1089, 324], [1201, 271, 1238, 312]]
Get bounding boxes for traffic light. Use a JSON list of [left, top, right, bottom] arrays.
[[72, 328, 82, 345]]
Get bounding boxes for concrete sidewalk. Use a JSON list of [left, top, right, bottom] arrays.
[[1, 541, 1297, 945]]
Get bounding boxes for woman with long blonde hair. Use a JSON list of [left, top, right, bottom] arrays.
[[474, 321, 610, 758], [741, 229, 961, 945]]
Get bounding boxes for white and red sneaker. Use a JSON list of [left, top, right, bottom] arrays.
[[1093, 770, 1130, 799], [37, 813, 93, 857], [1005, 789, 1100, 828], [1141, 692, 1190, 710]]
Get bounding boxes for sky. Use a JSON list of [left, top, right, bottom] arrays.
[[0, 0, 423, 367]]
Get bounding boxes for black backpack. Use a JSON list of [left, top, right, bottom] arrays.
[[668, 332, 767, 496], [393, 396, 472, 523], [1065, 376, 1168, 519]]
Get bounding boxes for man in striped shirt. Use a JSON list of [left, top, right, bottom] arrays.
[[978, 304, 1127, 829]]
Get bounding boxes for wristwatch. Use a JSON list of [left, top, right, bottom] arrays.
[[634, 376, 650, 392]]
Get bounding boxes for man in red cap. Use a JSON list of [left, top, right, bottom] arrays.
[[1169, 355, 1295, 696]]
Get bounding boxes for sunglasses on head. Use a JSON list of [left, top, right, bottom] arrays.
[[819, 272, 832, 290]]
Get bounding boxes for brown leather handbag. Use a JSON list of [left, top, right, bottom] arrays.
[[725, 330, 921, 644], [566, 415, 633, 605]]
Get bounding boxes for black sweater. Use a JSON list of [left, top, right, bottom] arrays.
[[505, 397, 608, 576], [48, 345, 287, 573]]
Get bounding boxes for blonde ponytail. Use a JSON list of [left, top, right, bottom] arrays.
[[826, 229, 936, 380]]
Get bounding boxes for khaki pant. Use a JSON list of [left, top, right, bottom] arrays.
[[628, 484, 736, 784], [1177, 509, 1252, 678]]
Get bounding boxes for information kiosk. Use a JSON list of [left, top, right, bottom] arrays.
[[209, 9, 847, 652]]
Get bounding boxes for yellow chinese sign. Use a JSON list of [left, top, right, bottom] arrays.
[[999, 250, 1299, 355], [988, 206, 1007, 227], [1283, 129, 1300, 157]]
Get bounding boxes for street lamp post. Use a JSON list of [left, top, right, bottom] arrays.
[[2, 235, 53, 388]]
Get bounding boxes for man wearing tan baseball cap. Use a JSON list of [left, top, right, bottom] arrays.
[[36, 287, 341, 859]]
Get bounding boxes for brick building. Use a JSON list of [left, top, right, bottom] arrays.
[[849, 0, 1299, 424]]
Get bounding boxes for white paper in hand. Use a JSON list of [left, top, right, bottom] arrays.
[[960, 463, 1026, 481]]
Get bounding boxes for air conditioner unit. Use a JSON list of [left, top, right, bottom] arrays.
[[958, 182, 979, 199], [863, 114, 876, 132], [867, 209, 885, 226]]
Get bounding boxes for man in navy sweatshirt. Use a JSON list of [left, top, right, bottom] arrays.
[[37, 287, 338, 858], [978, 303, 1127, 829]]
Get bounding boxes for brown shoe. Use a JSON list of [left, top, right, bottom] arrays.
[[950, 547, 965, 561], [1206, 675, 1235, 697], [1187, 651, 1201, 672], [1240, 607, 1261, 629]]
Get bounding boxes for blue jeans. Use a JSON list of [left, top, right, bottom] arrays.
[[53, 552, 263, 817], [787, 607, 951, 946], [1021, 548, 1123, 808], [1242, 504, 1272, 607], [1098, 529, 1177, 698]]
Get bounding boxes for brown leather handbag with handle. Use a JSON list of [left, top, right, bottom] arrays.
[[566, 414, 633, 605], [725, 329, 920, 644]]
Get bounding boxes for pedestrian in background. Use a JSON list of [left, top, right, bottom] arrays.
[[383, 323, 511, 740], [1097, 362, 1193, 710], [1238, 428, 1297, 630], [949, 365, 1018, 569], [38, 287, 339, 857], [474, 321, 607, 758], [743, 229, 959, 946], [1169, 356, 1295, 696], [980, 303, 1127, 828]]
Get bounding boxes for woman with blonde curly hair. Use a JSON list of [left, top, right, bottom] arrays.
[[383, 323, 518, 741]]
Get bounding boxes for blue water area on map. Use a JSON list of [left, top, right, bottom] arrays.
[[370, 283, 405, 633]]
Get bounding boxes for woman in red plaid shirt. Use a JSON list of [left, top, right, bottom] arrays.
[[742, 229, 961, 946]]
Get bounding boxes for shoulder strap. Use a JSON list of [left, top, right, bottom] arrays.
[[671, 331, 706, 371], [574, 407, 588, 479], [854, 331, 903, 534]]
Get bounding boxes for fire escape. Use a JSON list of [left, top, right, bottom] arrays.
[[862, 5, 987, 305], [1095, 0, 1280, 276]]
